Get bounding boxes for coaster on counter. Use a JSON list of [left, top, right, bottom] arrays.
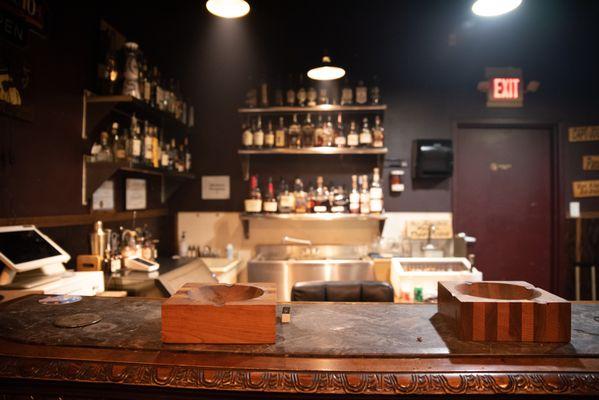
[[38, 295, 82, 305], [54, 313, 102, 328]]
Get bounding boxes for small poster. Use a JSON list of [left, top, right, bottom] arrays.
[[92, 180, 114, 211], [568, 126, 599, 142], [582, 155, 599, 171], [573, 180, 599, 199], [202, 176, 230, 200], [125, 178, 147, 210]]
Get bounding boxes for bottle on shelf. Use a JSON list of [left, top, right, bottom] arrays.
[[288, 114, 302, 148], [359, 117, 373, 147], [318, 86, 329, 105], [334, 113, 347, 148], [111, 122, 127, 161], [347, 120, 359, 148], [359, 174, 371, 214], [370, 75, 381, 105], [372, 115, 384, 148], [95, 131, 113, 162], [259, 75, 269, 108], [177, 142, 186, 172], [121, 42, 141, 99], [340, 76, 353, 106], [139, 61, 150, 103], [331, 185, 348, 213], [322, 114, 334, 147], [152, 127, 161, 168], [161, 141, 170, 169], [184, 137, 192, 172], [241, 120, 253, 149], [277, 178, 295, 213], [293, 178, 307, 213], [244, 175, 263, 213], [168, 138, 177, 170], [285, 74, 296, 106], [306, 82, 317, 107], [301, 113, 315, 148], [369, 167, 384, 213], [275, 116, 287, 148], [264, 119, 275, 149], [349, 175, 360, 214], [128, 114, 142, 163], [314, 114, 324, 146], [101, 50, 119, 95], [355, 80, 368, 105], [313, 176, 329, 213], [296, 74, 306, 107], [307, 184, 315, 212], [263, 177, 278, 213], [143, 120, 153, 167], [254, 116, 264, 149], [150, 66, 160, 109]]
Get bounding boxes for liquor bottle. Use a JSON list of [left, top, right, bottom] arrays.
[[314, 114, 324, 146], [288, 114, 302, 148], [184, 137, 192, 172], [322, 115, 334, 147], [275, 116, 287, 148], [277, 179, 295, 213], [372, 115, 384, 148], [370, 75, 381, 105], [139, 61, 151, 103], [306, 84, 317, 107], [150, 66, 159, 108], [318, 87, 329, 105], [101, 50, 119, 95], [334, 113, 347, 147], [307, 184, 315, 212], [293, 178, 307, 213], [259, 75, 269, 108], [359, 117, 373, 147], [244, 175, 263, 213], [254, 116, 264, 149], [245, 75, 258, 108], [285, 74, 296, 106], [143, 121, 153, 166], [152, 127, 161, 168], [359, 175, 371, 214], [331, 185, 348, 213], [296, 74, 306, 107], [349, 175, 360, 214], [168, 138, 177, 170], [160, 141, 169, 169], [241, 121, 253, 149], [369, 167, 384, 214], [111, 122, 127, 161], [355, 80, 368, 104], [121, 42, 141, 99], [95, 131, 114, 162], [128, 114, 142, 163], [340, 77, 353, 105], [313, 176, 329, 213], [157, 77, 167, 111], [264, 119, 275, 149], [347, 120, 359, 148], [301, 113, 315, 148], [263, 177, 278, 213]]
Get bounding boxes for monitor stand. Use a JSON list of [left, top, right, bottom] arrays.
[[0, 263, 66, 289]]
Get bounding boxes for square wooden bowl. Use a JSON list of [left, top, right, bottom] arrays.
[[162, 282, 276, 344], [438, 281, 570, 342]]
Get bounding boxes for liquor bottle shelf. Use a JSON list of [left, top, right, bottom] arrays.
[[82, 160, 195, 205], [238, 147, 388, 155], [238, 104, 387, 114], [239, 212, 387, 238]]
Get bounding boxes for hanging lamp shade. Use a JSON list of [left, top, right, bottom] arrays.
[[307, 55, 346, 81], [206, 0, 250, 19], [471, 0, 522, 17]]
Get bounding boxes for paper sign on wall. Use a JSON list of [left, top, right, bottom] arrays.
[[573, 180, 599, 198], [125, 178, 147, 210], [582, 155, 599, 171], [406, 220, 453, 240], [202, 176, 230, 200], [92, 180, 114, 211], [568, 126, 599, 142]]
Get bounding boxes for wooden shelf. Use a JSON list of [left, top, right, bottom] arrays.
[[238, 147, 388, 155], [240, 212, 387, 238], [0, 102, 33, 122], [238, 104, 387, 114]]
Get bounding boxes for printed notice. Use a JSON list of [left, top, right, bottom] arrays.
[[572, 180, 599, 198], [92, 180, 114, 211], [125, 178, 147, 210], [568, 126, 599, 142], [202, 176, 230, 200]]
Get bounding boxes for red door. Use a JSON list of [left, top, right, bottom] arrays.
[[453, 125, 554, 290]]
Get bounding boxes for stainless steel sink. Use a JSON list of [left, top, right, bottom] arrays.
[[248, 245, 374, 301]]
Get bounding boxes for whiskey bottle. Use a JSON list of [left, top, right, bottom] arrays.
[[254, 116, 264, 149], [322, 115, 334, 147], [152, 127, 161, 168], [264, 119, 275, 148], [288, 114, 302, 148], [150, 66, 159, 109], [349, 175, 360, 214], [101, 50, 119, 95], [285, 74, 296, 106], [359, 175, 371, 214], [244, 175, 263, 213], [184, 137, 192, 172], [301, 113, 315, 148], [355, 80, 368, 105], [369, 167, 384, 213], [128, 114, 142, 163], [241, 121, 253, 149], [169, 138, 177, 170], [331, 185, 348, 213], [359, 117, 373, 147], [370, 75, 381, 105], [307, 184, 315, 212], [161, 141, 170, 169], [95, 131, 113, 162], [334, 113, 347, 147], [306, 84, 317, 107], [277, 179, 296, 213], [318, 87, 329, 105], [313, 176, 329, 213], [293, 178, 308, 213], [121, 42, 141, 99], [143, 121, 153, 166], [275, 116, 287, 148], [177, 143, 186, 172], [139, 61, 150, 103], [296, 74, 306, 107], [340, 77, 353, 105], [347, 120, 359, 148], [259, 75, 269, 108], [314, 114, 324, 146], [111, 122, 127, 161], [372, 115, 384, 148], [263, 177, 278, 213]]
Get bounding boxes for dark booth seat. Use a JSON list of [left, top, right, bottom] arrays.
[[291, 280, 394, 302]]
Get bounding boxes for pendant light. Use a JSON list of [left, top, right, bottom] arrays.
[[471, 0, 522, 17], [307, 55, 346, 81], [206, 0, 250, 19]]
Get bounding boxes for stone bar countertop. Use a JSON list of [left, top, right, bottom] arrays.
[[0, 295, 598, 398]]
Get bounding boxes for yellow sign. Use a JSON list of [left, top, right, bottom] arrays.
[[406, 220, 453, 240], [573, 180, 599, 198], [568, 126, 599, 142], [582, 155, 599, 171]]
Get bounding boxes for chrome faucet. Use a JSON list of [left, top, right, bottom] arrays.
[[282, 236, 312, 246]]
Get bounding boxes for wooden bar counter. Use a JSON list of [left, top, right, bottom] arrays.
[[0, 295, 598, 398]]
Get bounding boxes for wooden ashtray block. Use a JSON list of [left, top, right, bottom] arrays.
[[162, 283, 276, 344], [438, 281, 570, 342]]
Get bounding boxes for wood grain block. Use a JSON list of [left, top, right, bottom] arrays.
[[438, 281, 570, 342], [162, 283, 276, 344]]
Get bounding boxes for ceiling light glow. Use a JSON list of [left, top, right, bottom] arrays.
[[206, 0, 250, 19], [307, 56, 346, 81], [472, 0, 522, 17]]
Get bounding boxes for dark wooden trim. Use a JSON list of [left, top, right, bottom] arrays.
[[0, 209, 170, 228]]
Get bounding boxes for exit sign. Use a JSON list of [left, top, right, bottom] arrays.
[[485, 68, 524, 108]]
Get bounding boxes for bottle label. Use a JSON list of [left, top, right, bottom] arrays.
[[286, 90, 295, 105], [242, 130, 253, 147], [132, 139, 141, 156], [245, 199, 263, 213], [370, 187, 383, 199], [391, 183, 405, 192], [297, 89, 306, 105], [356, 87, 367, 104], [359, 132, 372, 144], [370, 200, 383, 213], [335, 136, 347, 146], [143, 82, 151, 102], [263, 201, 278, 213], [331, 205, 345, 213], [341, 88, 353, 105], [161, 153, 169, 166], [115, 149, 126, 159], [265, 133, 274, 147], [313, 205, 328, 213], [275, 130, 286, 147], [347, 134, 359, 147], [279, 195, 295, 209], [254, 131, 264, 146], [185, 154, 192, 171], [373, 139, 384, 148], [144, 137, 153, 159]]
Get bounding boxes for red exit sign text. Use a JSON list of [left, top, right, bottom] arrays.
[[485, 68, 524, 108], [492, 78, 520, 100]]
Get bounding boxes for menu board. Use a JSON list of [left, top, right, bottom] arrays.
[[406, 220, 453, 240], [572, 180, 599, 198], [125, 179, 147, 210]]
